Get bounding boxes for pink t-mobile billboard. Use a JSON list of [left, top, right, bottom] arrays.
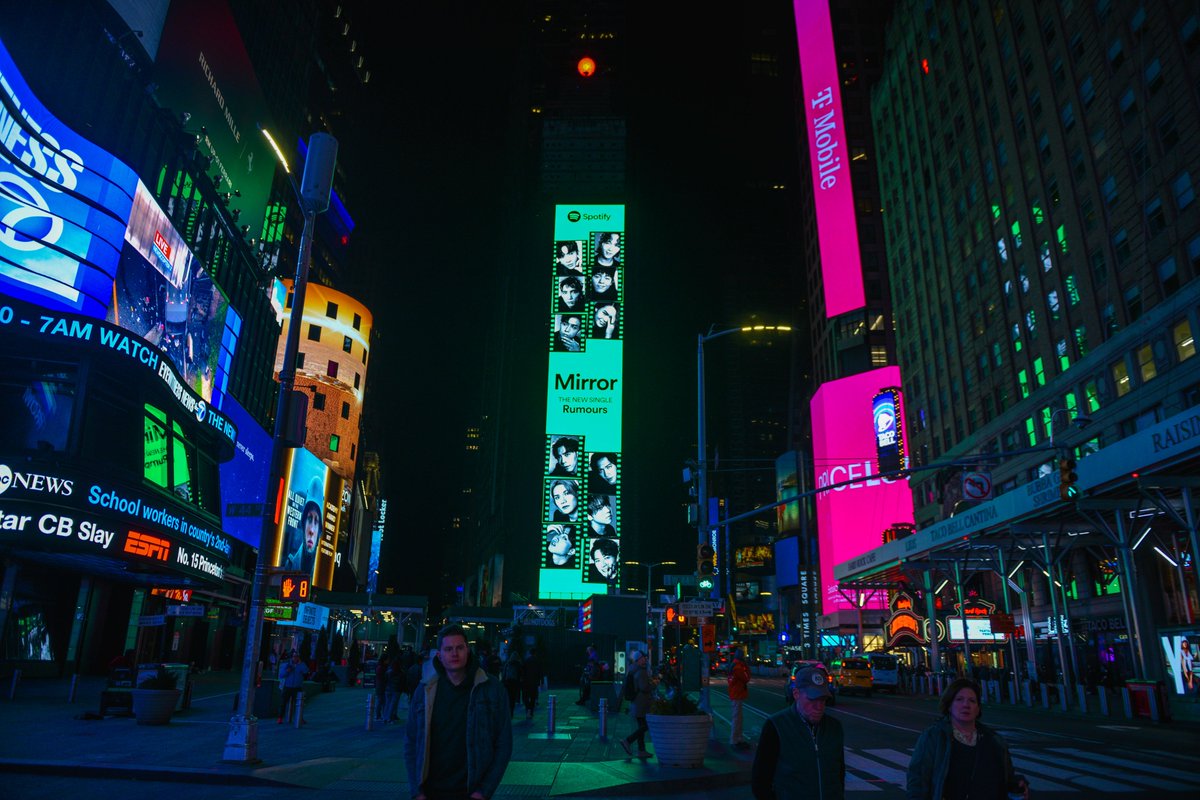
[[793, 0, 865, 318], [810, 367, 913, 615]]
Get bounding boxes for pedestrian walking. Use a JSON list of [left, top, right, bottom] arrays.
[[907, 678, 1029, 800], [374, 655, 389, 720], [404, 624, 512, 800], [521, 647, 544, 719], [502, 650, 523, 718], [277, 651, 309, 725], [728, 648, 751, 748], [618, 651, 654, 759], [576, 644, 599, 706], [385, 654, 407, 722], [752, 664, 844, 800]]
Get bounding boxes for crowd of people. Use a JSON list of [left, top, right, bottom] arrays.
[[255, 633, 1044, 800]]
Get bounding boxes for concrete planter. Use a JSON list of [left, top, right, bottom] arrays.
[[646, 713, 711, 767], [131, 688, 181, 725]]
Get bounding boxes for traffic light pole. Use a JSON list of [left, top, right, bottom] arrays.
[[223, 133, 337, 764]]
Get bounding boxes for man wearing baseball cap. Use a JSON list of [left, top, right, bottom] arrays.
[[751, 664, 845, 800]]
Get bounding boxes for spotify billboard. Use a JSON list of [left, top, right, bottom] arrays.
[[539, 205, 624, 600]]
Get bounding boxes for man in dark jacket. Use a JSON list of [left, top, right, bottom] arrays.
[[521, 648, 544, 720], [752, 665, 845, 800], [404, 625, 512, 800]]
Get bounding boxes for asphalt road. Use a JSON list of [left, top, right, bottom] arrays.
[[728, 676, 1200, 798], [4, 676, 1196, 799]]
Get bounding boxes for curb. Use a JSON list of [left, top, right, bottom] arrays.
[[557, 766, 752, 796], [0, 759, 298, 788]]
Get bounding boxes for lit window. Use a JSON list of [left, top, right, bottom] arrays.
[[1041, 242, 1054, 271], [1174, 320, 1196, 361], [1084, 381, 1101, 412], [1112, 360, 1131, 397], [1034, 356, 1046, 386], [330, 434, 340, 452], [1025, 417, 1037, 446], [1136, 344, 1156, 383], [1074, 325, 1089, 357], [1019, 369, 1030, 398], [870, 346, 888, 366]]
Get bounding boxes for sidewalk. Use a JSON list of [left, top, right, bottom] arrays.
[[0, 672, 755, 796]]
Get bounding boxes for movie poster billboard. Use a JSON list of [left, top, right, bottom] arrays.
[[539, 205, 625, 600], [271, 448, 340, 589]]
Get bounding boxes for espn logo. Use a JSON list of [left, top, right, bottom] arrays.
[[125, 531, 171, 561]]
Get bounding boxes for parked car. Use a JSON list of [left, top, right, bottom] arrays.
[[783, 659, 837, 706], [833, 656, 874, 696]]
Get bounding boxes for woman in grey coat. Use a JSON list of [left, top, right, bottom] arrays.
[[619, 651, 655, 758]]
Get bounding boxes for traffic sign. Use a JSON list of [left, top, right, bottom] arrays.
[[167, 604, 205, 617], [962, 471, 993, 501], [678, 600, 717, 618], [701, 624, 716, 653]]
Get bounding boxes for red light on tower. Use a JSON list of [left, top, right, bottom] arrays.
[[577, 57, 596, 77]]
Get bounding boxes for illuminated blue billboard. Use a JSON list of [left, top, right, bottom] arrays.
[[0, 35, 138, 316], [217, 398, 273, 548]]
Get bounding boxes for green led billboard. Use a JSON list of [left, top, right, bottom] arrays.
[[539, 205, 625, 599]]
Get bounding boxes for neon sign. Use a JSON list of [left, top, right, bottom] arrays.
[[792, 1, 865, 317]]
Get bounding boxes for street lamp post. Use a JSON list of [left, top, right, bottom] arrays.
[[696, 325, 792, 594], [625, 560, 675, 666], [223, 132, 337, 763]]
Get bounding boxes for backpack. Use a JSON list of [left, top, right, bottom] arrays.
[[622, 669, 638, 701]]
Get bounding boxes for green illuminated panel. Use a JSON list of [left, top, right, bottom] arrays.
[[539, 205, 625, 600]]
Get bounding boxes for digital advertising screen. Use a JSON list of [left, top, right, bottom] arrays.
[[872, 387, 906, 474], [0, 35, 138, 316], [538, 205, 625, 599], [154, 0, 274, 242], [217, 398, 273, 548], [270, 448, 341, 590], [793, 0, 865, 318], [810, 366, 913, 615], [1161, 632, 1199, 697], [110, 181, 232, 403]]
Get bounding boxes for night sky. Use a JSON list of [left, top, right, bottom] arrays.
[[336, 3, 803, 603]]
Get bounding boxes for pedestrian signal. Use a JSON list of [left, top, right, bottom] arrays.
[[1058, 457, 1078, 501]]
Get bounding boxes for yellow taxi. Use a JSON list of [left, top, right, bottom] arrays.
[[832, 656, 874, 697]]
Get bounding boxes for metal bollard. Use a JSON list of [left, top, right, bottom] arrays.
[[1098, 687, 1110, 717], [1056, 684, 1067, 712], [1022, 680, 1032, 707], [68, 673, 79, 703], [1010, 678, 1019, 705], [598, 697, 608, 739], [9, 669, 20, 700], [1121, 687, 1132, 719], [366, 693, 375, 730], [1039, 683, 1049, 709], [294, 693, 304, 728], [1076, 685, 1087, 713], [547, 694, 556, 735], [1146, 688, 1159, 722]]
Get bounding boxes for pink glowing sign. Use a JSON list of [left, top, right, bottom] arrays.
[[793, 0, 865, 318], [810, 367, 914, 615]]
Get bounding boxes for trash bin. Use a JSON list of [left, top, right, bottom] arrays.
[[1126, 680, 1171, 720], [254, 678, 281, 717]]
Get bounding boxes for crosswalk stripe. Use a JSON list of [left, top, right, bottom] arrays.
[[845, 751, 909, 786], [1006, 755, 1091, 792], [1046, 747, 1198, 785], [845, 774, 883, 792], [1142, 749, 1200, 764], [862, 748, 914, 768]]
